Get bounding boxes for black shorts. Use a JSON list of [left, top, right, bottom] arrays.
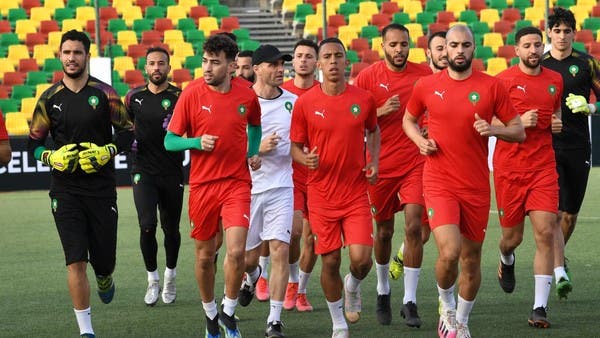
[[131, 173, 184, 232], [555, 147, 591, 214], [50, 192, 118, 275]]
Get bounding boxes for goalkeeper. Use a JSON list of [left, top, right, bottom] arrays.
[[27, 30, 133, 338]]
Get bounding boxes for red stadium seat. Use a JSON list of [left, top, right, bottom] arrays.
[[18, 58, 39, 72], [136, 0, 155, 14], [190, 6, 209, 20], [493, 20, 513, 38], [0, 20, 11, 33], [100, 7, 119, 22], [172, 68, 192, 85], [0, 85, 10, 99], [469, 0, 487, 13], [592, 5, 600, 17], [472, 58, 485, 72], [436, 11, 456, 25], [371, 13, 391, 30], [501, 8, 521, 23], [380, 2, 400, 16], [124, 69, 145, 87], [428, 22, 449, 34], [40, 20, 60, 35], [220, 17, 240, 32], [154, 18, 174, 33], [317, 26, 337, 40], [350, 38, 370, 56], [22, 0, 42, 15], [3, 72, 26, 86], [361, 50, 381, 64], [329, 14, 346, 29], [575, 29, 594, 44], [127, 44, 148, 60], [497, 45, 516, 61], [52, 71, 64, 83], [416, 35, 428, 49], [25, 33, 47, 53], [142, 30, 163, 45], [349, 62, 370, 81]]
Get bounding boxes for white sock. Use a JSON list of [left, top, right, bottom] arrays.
[[533, 275, 553, 309], [345, 273, 361, 292], [247, 266, 260, 284], [403, 267, 421, 304], [267, 300, 283, 323], [376, 263, 390, 295], [437, 284, 456, 312], [74, 307, 93, 335], [259, 256, 270, 279], [147, 270, 159, 282], [289, 260, 299, 283], [222, 296, 237, 317], [456, 295, 474, 325], [202, 300, 218, 320], [500, 252, 515, 265], [298, 270, 311, 294], [554, 266, 568, 282], [327, 299, 348, 330], [164, 267, 176, 279]]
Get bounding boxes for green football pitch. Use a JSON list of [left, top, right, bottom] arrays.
[[2, 169, 600, 337]]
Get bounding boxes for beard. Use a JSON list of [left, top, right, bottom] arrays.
[[385, 52, 407, 70], [448, 56, 472, 72], [149, 73, 168, 86], [63, 66, 85, 79], [432, 59, 447, 71], [521, 56, 540, 69]]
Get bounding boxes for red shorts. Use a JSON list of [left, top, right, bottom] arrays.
[[188, 178, 251, 240], [293, 186, 308, 219], [494, 167, 558, 228], [424, 187, 490, 242], [368, 166, 425, 222], [308, 194, 373, 255]]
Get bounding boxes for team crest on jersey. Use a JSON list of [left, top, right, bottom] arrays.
[[133, 173, 141, 184], [468, 91, 480, 106], [499, 209, 504, 217], [88, 95, 99, 109], [350, 104, 360, 117], [161, 99, 171, 110], [568, 65, 579, 77], [427, 207, 434, 218], [51, 198, 58, 212], [548, 85, 557, 95], [370, 205, 377, 215], [284, 101, 293, 114], [190, 221, 195, 229], [238, 104, 247, 115]]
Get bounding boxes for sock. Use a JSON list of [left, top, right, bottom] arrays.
[[554, 266, 568, 282], [222, 296, 237, 317], [500, 252, 515, 265], [74, 307, 93, 335], [164, 267, 176, 280], [259, 256, 270, 279], [456, 295, 474, 325], [289, 260, 299, 283], [403, 267, 421, 304], [327, 299, 348, 330], [247, 266, 260, 284], [298, 270, 311, 294], [375, 263, 390, 295], [437, 284, 456, 312], [147, 270, 159, 282], [533, 275, 553, 309], [202, 300, 218, 320], [345, 273, 361, 293], [267, 300, 283, 323]]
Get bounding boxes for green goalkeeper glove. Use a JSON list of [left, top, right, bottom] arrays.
[[78, 142, 117, 174], [41, 144, 79, 172], [565, 93, 596, 115]]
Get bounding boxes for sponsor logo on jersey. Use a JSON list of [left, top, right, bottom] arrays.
[[434, 90, 445, 100]]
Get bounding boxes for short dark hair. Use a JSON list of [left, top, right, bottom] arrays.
[[238, 50, 254, 58], [427, 31, 447, 49], [318, 37, 345, 55], [60, 30, 90, 54], [217, 31, 237, 42], [548, 7, 576, 31], [381, 23, 409, 39], [294, 39, 318, 55], [203, 34, 239, 61], [146, 46, 170, 63], [515, 26, 543, 44]]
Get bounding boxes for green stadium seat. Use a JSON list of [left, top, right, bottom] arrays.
[[338, 3, 359, 20], [145, 6, 166, 20], [510, 56, 519, 66], [416, 12, 436, 30], [67, 0, 86, 9], [293, 3, 315, 25], [8, 8, 28, 26], [424, 0, 444, 13], [0, 99, 19, 114], [184, 55, 202, 70], [572, 41, 586, 52], [200, 0, 220, 8], [232, 28, 250, 42], [512, 0, 532, 13], [104, 44, 125, 57], [10, 85, 34, 101], [210, 4, 230, 23], [186, 29, 206, 44], [54, 8, 75, 22], [346, 49, 360, 64], [488, 0, 508, 11], [459, 10, 479, 24], [475, 46, 494, 61], [505, 32, 515, 45], [469, 21, 491, 35], [157, 0, 177, 6], [514, 19, 532, 31], [556, 0, 575, 8], [392, 12, 410, 25], [136, 56, 146, 71], [239, 39, 260, 51], [0, 33, 20, 48], [42, 58, 63, 73], [360, 25, 380, 41], [178, 18, 197, 33], [133, 19, 154, 38], [108, 19, 128, 35], [25, 71, 49, 86], [113, 81, 130, 97], [582, 17, 600, 32]]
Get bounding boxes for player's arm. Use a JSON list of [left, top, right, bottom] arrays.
[[163, 131, 203, 151], [0, 140, 11, 166], [402, 109, 437, 155], [291, 142, 318, 169], [247, 123, 262, 171], [551, 108, 562, 134], [477, 114, 525, 142], [365, 125, 380, 184]]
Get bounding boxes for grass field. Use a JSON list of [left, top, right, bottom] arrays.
[[2, 169, 600, 337]]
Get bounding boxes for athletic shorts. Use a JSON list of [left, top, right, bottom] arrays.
[[188, 178, 251, 241], [494, 167, 558, 228], [308, 194, 373, 255], [424, 187, 490, 242], [50, 192, 117, 275], [555, 147, 591, 214], [246, 187, 294, 250], [131, 173, 184, 232], [368, 166, 425, 222], [293, 186, 308, 219]]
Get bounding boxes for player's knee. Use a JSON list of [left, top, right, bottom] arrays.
[[563, 213, 577, 226], [226, 245, 245, 262], [404, 222, 422, 242], [438, 246, 460, 264], [140, 224, 157, 234], [376, 223, 394, 242]]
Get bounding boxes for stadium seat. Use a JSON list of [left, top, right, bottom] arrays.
[[173, 42, 194, 58], [124, 69, 145, 87], [172, 68, 192, 85], [15, 20, 38, 42], [359, 1, 379, 18], [210, 5, 230, 24], [20, 97, 37, 120], [381, 2, 400, 16], [167, 5, 188, 26], [108, 19, 128, 35], [239, 39, 260, 51], [483, 32, 504, 53], [184, 55, 202, 70], [524, 7, 544, 27], [193, 67, 204, 79], [501, 8, 522, 23], [113, 0, 135, 16], [164, 29, 185, 47], [514, 19, 533, 31], [190, 5, 209, 19], [133, 18, 154, 38], [40, 20, 60, 36], [468, 0, 487, 13], [154, 18, 175, 33], [459, 10, 479, 24], [361, 49, 380, 64], [3, 71, 25, 86], [0, 59, 16, 81], [408, 47, 427, 64], [350, 38, 370, 57], [301, 14, 320, 37], [475, 45, 494, 61], [1, 0, 20, 18], [76, 6, 97, 23], [404, 1, 423, 21], [338, 3, 359, 20], [123, 6, 144, 27], [349, 62, 369, 82], [417, 12, 436, 30], [0, 20, 11, 34], [198, 17, 219, 36], [100, 6, 119, 23], [512, 0, 532, 12], [575, 29, 594, 46], [42, 58, 62, 73], [488, 0, 508, 11], [437, 11, 457, 25], [370, 36, 384, 58], [18, 58, 39, 73], [470, 21, 491, 36], [145, 6, 167, 20], [25, 71, 49, 87], [23, 0, 42, 16], [292, 3, 314, 29], [486, 57, 507, 75], [428, 22, 449, 34], [30, 7, 53, 25], [61, 18, 84, 32], [32, 44, 55, 67], [497, 45, 517, 61], [158, 0, 177, 6], [54, 8, 75, 22], [446, 0, 467, 17], [7, 46, 30, 68], [179, 0, 200, 11], [0, 86, 10, 99], [117, 30, 139, 51], [494, 20, 513, 38], [405, 23, 424, 44], [220, 17, 240, 32], [127, 44, 147, 60], [480, 9, 501, 29], [392, 12, 411, 25], [25, 33, 47, 54], [337, 25, 359, 49], [582, 17, 600, 32], [67, 0, 86, 9], [360, 25, 380, 42], [114, 56, 136, 78], [5, 112, 30, 135], [425, 0, 444, 13], [0, 99, 19, 114], [10, 84, 34, 101]]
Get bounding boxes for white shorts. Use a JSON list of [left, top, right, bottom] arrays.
[[246, 187, 294, 250]]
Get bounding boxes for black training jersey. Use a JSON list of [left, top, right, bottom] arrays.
[[28, 76, 134, 197], [125, 83, 183, 177], [542, 50, 600, 149]]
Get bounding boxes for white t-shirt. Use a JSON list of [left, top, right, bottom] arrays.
[[250, 88, 296, 194]]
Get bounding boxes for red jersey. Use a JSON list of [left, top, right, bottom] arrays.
[[232, 76, 253, 88], [406, 70, 518, 192], [281, 78, 321, 193], [169, 78, 261, 187], [354, 61, 432, 178], [0, 113, 8, 140], [494, 66, 563, 171], [290, 84, 378, 205]]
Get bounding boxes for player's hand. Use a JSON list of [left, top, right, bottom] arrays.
[[420, 126, 428, 138], [305, 146, 319, 170], [78, 142, 117, 174], [41, 143, 79, 172], [551, 114, 562, 134], [565, 93, 594, 115], [364, 162, 378, 185], [377, 95, 400, 117], [473, 113, 494, 137], [248, 155, 261, 171], [200, 135, 219, 152], [259, 132, 281, 154], [520, 109, 538, 128], [418, 138, 437, 155]]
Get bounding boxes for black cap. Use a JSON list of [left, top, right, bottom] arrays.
[[252, 44, 292, 65]]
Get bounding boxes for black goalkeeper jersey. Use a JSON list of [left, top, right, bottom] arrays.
[[125, 84, 183, 177], [542, 50, 600, 150], [28, 76, 134, 197]]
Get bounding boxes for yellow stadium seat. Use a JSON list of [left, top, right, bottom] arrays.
[[392, 0, 408, 10], [117, 30, 138, 51], [337, 25, 359, 49], [371, 36, 384, 58], [281, 0, 303, 19], [76, 7, 97, 23], [47, 31, 63, 51], [479, 8, 501, 29], [302, 14, 320, 38], [348, 13, 370, 34], [359, 1, 379, 19], [167, 5, 188, 26], [112, 0, 134, 16], [30, 7, 53, 25], [0, 59, 16, 82], [35, 83, 52, 98], [0, 0, 19, 17], [170, 56, 183, 71], [89, 44, 99, 57], [194, 67, 203, 79], [408, 48, 427, 64], [486, 57, 507, 75], [173, 42, 194, 58], [7, 45, 30, 67], [179, 0, 199, 13], [113, 56, 135, 78], [164, 29, 185, 48], [328, 0, 345, 12], [483, 32, 504, 53], [570, 5, 589, 29], [405, 23, 424, 44], [5, 112, 30, 136], [198, 17, 219, 36], [20, 97, 37, 121], [524, 7, 545, 26], [33, 44, 56, 67], [44, 0, 65, 11], [315, 3, 337, 18], [61, 19, 84, 32], [446, 0, 467, 18], [404, 1, 423, 21], [122, 6, 143, 27], [15, 20, 38, 42]]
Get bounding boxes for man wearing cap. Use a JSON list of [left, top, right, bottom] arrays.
[[237, 44, 295, 338]]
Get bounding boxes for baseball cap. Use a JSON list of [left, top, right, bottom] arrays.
[[252, 44, 292, 65]]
